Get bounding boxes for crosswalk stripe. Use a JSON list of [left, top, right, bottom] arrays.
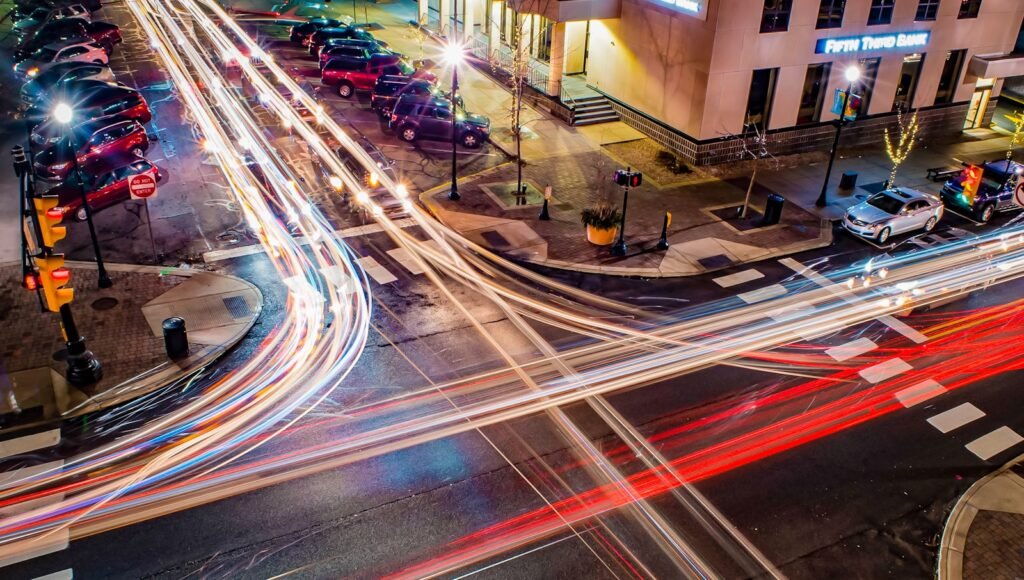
[[713, 269, 764, 288], [357, 256, 398, 285], [0, 430, 60, 461], [965, 427, 1024, 460], [927, 403, 985, 433], [33, 570, 73, 580], [386, 248, 425, 275], [0, 460, 63, 491], [858, 357, 912, 383], [767, 300, 815, 323], [737, 284, 786, 304], [894, 379, 947, 407], [826, 337, 876, 362], [0, 529, 69, 568]]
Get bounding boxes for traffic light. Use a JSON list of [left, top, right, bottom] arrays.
[[961, 164, 983, 205], [33, 195, 66, 248], [614, 170, 643, 187], [34, 254, 73, 312], [614, 169, 629, 186], [628, 172, 643, 187]]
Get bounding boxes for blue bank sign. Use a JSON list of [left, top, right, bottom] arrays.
[[815, 31, 930, 55]]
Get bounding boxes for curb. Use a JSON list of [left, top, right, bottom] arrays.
[[936, 451, 1024, 580]]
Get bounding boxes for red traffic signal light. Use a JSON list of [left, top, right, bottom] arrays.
[[34, 254, 74, 312], [614, 170, 643, 187], [962, 164, 983, 204], [23, 272, 38, 291], [629, 173, 643, 187]]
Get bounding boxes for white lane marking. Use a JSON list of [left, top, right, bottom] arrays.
[[714, 269, 764, 288], [0, 528, 69, 568], [357, 256, 398, 285], [319, 265, 357, 296], [386, 248, 425, 275], [0, 430, 60, 461], [767, 301, 815, 323], [859, 357, 912, 383], [927, 403, 985, 433], [737, 284, 786, 304], [779, 258, 928, 344], [33, 570, 73, 580], [826, 337, 877, 362], [966, 427, 1024, 460], [0, 460, 64, 491], [202, 218, 419, 262], [894, 379, 947, 407]]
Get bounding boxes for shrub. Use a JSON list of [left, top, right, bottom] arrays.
[[580, 204, 622, 230]]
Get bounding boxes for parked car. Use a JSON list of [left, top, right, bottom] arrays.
[[371, 75, 456, 118], [13, 0, 102, 19], [15, 18, 120, 60], [389, 95, 489, 148], [32, 118, 149, 181], [26, 78, 129, 119], [322, 54, 434, 98], [843, 187, 943, 244], [13, 37, 108, 79], [30, 84, 150, 145], [290, 17, 343, 44], [14, 4, 91, 36], [308, 26, 375, 56], [940, 159, 1024, 223], [53, 157, 162, 221], [318, 39, 391, 69], [20, 61, 112, 106]]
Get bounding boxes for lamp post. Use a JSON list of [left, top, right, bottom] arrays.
[[443, 40, 465, 201], [816, 65, 861, 208], [54, 102, 111, 288]]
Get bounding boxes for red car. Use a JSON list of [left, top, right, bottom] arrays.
[[31, 85, 151, 148], [53, 157, 162, 221], [321, 54, 435, 98], [33, 118, 149, 181]]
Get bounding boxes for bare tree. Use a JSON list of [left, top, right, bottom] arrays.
[[731, 120, 777, 219]]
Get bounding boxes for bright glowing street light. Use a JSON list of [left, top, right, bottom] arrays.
[[844, 65, 861, 84], [442, 40, 466, 67], [817, 64, 863, 207], [53, 102, 73, 125]]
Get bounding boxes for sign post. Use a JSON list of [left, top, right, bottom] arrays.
[[128, 174, 159, 262]]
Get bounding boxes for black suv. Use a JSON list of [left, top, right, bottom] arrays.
[[389, 95, 489, 148], [308, 26, 376, 56], [371, 75, 457, 118], [318, 38, 391, 69], [290, 17, 343, 43]]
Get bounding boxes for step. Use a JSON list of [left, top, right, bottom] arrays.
[[574, 113, 620, 126], [574, 108, 619, 120], [573, 101, 614, 113]]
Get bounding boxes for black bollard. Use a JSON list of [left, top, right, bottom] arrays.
[[657, 212, 671, 251], [162, 317, 189, 360]]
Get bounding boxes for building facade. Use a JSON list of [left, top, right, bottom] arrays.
[[419, 0, 1024, 164]]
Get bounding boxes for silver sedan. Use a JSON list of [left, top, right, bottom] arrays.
[[843, 187, 944, 244]]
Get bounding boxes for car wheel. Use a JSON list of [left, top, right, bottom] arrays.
[[75, 206, 88, 222], [924, 216, 937, 232], [461, 132, 481, 149], [876, 226, 891, 244], [131, 146, 144, 157], [399, 125, 417, 142], [337, 83, 354, 98], [378, 106, 391, 119], [979, 203, 995, 223]]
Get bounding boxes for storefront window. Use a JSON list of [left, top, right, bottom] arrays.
[[536, 17, 553, 62], [817, 0, 845, 30], [798, 63, 831, 124], [916, 0, 940, 21], [856, 57, 881, 114], [893, 54, 925, 111], [745, 68, 778, 129], [760, 0, 792, 33], [935, 49, 967, 104], [867, 0, 895, 25], [959, 0, 982, 19]]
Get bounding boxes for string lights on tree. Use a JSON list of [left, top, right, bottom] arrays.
[[884, 106, 919, 189]]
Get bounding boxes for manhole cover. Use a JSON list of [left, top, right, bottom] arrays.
[[91, 297, 119, 311], [52, 348, 68, 362]]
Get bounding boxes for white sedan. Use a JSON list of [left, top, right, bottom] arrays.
[[842, 187, 943, 244]]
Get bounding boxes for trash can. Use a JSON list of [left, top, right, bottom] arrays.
[[839, 171, 858, 190], [162, 317, 189, 360], [761, 193, 785, 226]]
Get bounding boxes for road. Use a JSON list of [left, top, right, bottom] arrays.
[[1, 1, 1023, 579]]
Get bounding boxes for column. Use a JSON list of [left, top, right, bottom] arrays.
[[463, 0, 475, 43], [488, 1, 501, 56], [546, 21, 565, 97], [418, 0, 428, 26], [439, 0, 451, 36]]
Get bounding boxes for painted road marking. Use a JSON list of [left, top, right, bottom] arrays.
[[966, 427, 1024, 460], [0, 460, 63, 491], [826, 337, 877, 362], [927, 403, 985, 433], [767, 301, 815, 323], [779, 258, 928, 344], [319, 265, 357, 295], [357, 257, 398, 285], [0, 430, 60, 461], [714, 269, 764, 288], [202, 218, 419, 262], [737, 284, 786, 304], [33, 570, 73, 580], [859, 357, 912, 383], [386, 248, 425, 275], [894, 379, 947, 407], [0, 529, 69, 568]]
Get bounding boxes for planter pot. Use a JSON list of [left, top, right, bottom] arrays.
[[586, 225, 619, 246]]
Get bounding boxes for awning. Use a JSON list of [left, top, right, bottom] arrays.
[[969, 53, 1024, 79]]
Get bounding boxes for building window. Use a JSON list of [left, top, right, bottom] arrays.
[[817, 0, 845, 29], [760, 0, 792, 33], [893, 54, 925, 111], [856, 57, 881, 115], [958, 0, 982, 19], [867, 0, 895, 25], [798, 63, 831, 124], [916, 0, 941, 21], [935, 49, 967, 104], [745, 68, 778, 129]]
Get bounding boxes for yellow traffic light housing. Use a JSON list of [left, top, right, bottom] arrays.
[[34, 254, 73, 312], [33, 196, 67, 248]]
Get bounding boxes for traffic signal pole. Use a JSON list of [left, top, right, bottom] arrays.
[[59, 303, 102, 386], [66, 136, 112, 288]]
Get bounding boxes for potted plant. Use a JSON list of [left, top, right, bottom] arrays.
[[580, 204, 622, 246]]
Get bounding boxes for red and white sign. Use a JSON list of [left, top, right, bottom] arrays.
[[129, 174, 158, 200]]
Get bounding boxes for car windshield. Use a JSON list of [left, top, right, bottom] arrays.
[[866, 193, 904, 215], [33, 48, 58, 61], [29, 8, 48, 19]]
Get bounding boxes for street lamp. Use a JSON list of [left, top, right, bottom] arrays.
[[816, 65, 861, 208], [443, 40, 465, 201], [54, 102, 112, 288]]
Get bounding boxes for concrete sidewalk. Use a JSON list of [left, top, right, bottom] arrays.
[[0, 262, 262, 433], [938, 453, 1024, 580]]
